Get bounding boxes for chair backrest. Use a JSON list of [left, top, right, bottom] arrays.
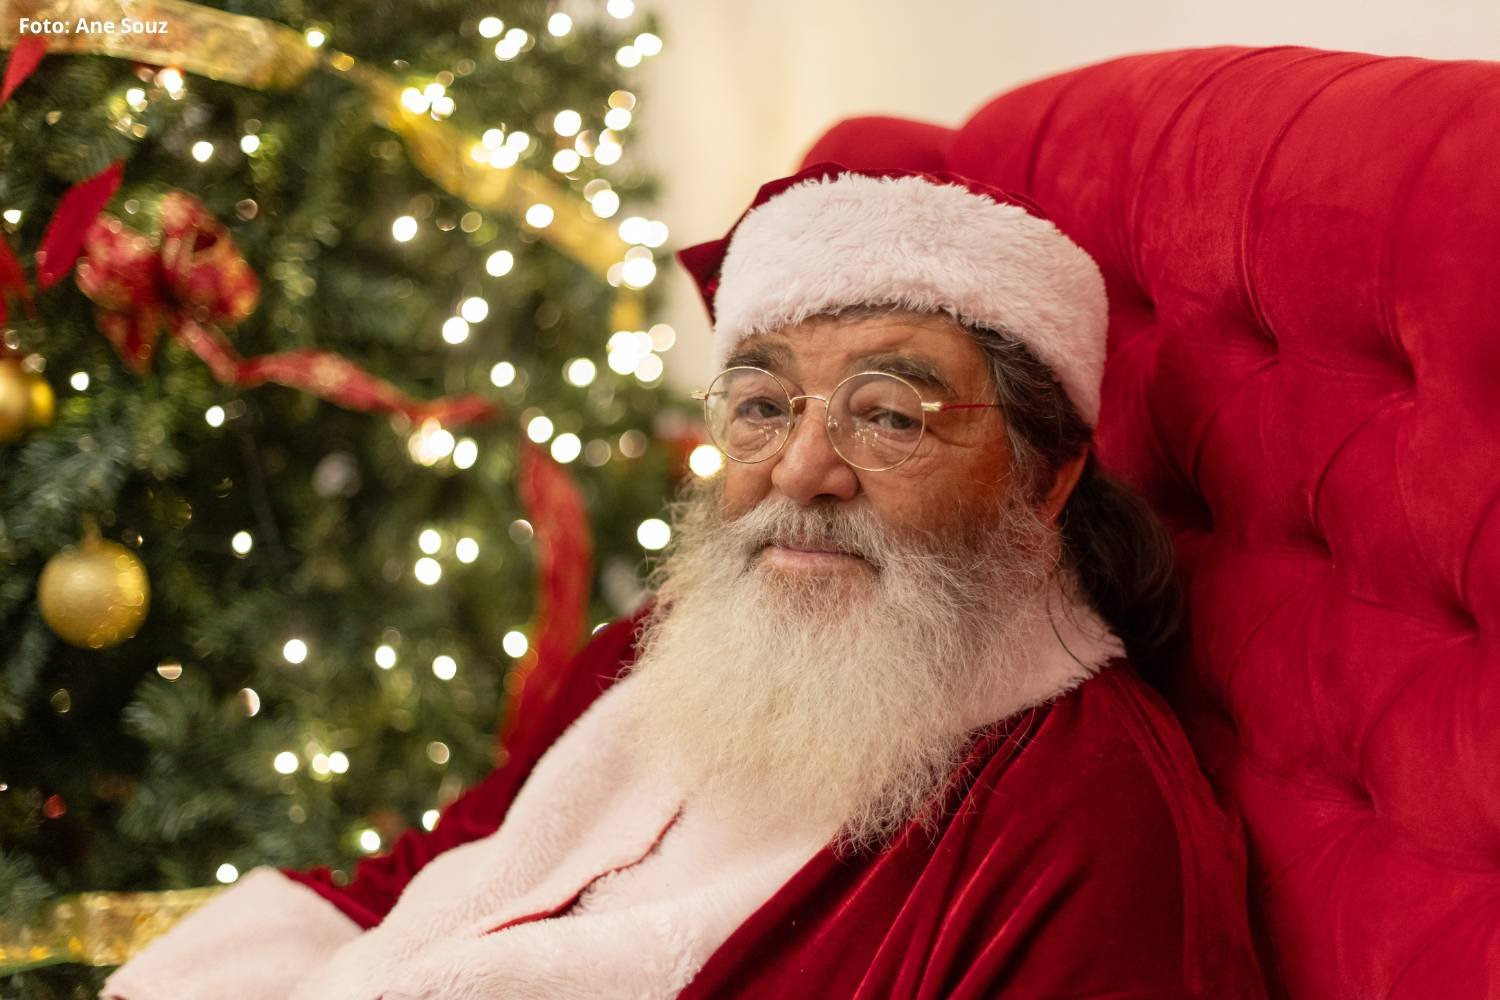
[[800, 46, 1500, 999]]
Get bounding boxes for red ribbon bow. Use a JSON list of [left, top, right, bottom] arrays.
[[74, 191, 497, 426]]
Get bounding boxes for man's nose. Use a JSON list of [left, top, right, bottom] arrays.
[[769, 399, 860, 504]]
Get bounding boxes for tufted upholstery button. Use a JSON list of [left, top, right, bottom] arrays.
[[798, 44, 1500, 1000]]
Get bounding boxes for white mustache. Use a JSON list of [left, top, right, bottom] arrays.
[[723, 498, 888, 568]]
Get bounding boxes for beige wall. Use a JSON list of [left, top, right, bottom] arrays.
[[625, 0, 1499, 388]]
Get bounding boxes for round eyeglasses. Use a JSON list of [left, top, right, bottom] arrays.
[[691, 366, 1002, 472]]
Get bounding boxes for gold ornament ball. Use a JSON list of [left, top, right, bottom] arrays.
[[26, 371, 55, 428], [39, 536, 151, 649], [0, 359, 28, 442]]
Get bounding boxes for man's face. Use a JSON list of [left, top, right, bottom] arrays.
[[626, 311, 1070, 851], [719, 310, 1015, 586]]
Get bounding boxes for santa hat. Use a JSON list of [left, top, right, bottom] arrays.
[[676, 163, 1109, 427]]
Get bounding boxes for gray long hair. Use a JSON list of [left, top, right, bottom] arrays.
[[964, 325, 1182, 662]]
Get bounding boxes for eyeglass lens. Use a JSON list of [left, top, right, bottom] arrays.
[[702, 367, 927, 471]]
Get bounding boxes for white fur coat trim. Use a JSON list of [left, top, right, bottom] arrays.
[[711, 172, 1109, 426], [99, 866, 360, 1000]]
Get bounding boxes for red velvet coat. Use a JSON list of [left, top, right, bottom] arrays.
[[285, 609, 1266, 999]]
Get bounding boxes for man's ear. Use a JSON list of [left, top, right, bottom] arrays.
[[1041, 449, 1089, 522]]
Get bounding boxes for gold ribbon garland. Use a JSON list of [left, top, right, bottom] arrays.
[[0, 0, 648, 972], [0, 887, 222, 973]]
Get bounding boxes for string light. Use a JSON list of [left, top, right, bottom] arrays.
[[418, 528, 442, 554], [552, 149, 581, 173], [427, 740, 451, 763], [525, 204, 554, 228], [553, 109, 582, 136], [526, 415, 555, 442], [634, 32, 663, 56], [502, 631, 529, 657], [205, 405, 225, 427], [455, 537, 479, 563], [689, 444, 724, 477], [282, 638, 308, 664], [303, 27, 326, 47], [637, 518, 671, 550], [489, 361, 516, 387], [459, 296, 489, 322], [589, 189, 620, 218], [478, 16, 504, 38], [422, 809, 440, 831], [392, 215, 418, 242], [274, 751, 299, 774], [594, 139, 622, 165], [231, 530, 253, 556], [606, 0, 635, 18], [414, 557, 442, 585], [584, 439, 612, 466], [635, 353, 664, 383], [156, 67, 184, 97], [156, 661, 183, 681], [615, 46, 642, 68], [238, 687, 261, 716], [442, 316, 470, 344], [374, 644, 397, 669], [216, 863, 240, 884], [452, 438, 479, 469], [408, 420, 456, 465], [607, 331, 647, 374], [618, 216, 649, 243], [550, 433, 582, 463], [603, 108, 632, 130], [400, 87, 429, 113], [649, 323, 677, 351], [329, 751, 349, 774], [547, 12, 573, 36], [358, 829, 381, 853], [494, 27, 528, 61], [432, 655, 457, 680], [125, 88, 147, 111], [642, 220, 670, 248], [621, 255, 656, 288], [618, 429, 648, 458], [69, 371, 90, 391], [191, 141, 214, 163], [565, 358, 597, 386], [240, 134, 260, 154], [486, 250, 515, 276]]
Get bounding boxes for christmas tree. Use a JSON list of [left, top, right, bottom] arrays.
[[0, 2, 695, 995]]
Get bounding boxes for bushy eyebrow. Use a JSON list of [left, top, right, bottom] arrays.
[[844, 352, 957, 399], [724, 340, 793, 372], [721, 342, 958, 399]]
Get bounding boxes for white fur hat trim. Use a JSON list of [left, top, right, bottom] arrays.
[[710, 172, 1108, 426]]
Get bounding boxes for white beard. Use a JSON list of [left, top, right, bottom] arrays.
[[621, 479, 1067, 856]]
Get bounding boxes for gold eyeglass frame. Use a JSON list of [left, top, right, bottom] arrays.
[[691, 365, 1002, 472]]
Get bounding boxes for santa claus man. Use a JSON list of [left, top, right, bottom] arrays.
[[102, 163, 1267, 999]]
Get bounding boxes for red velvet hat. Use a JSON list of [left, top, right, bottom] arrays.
[[676, 162, 1108, 426]]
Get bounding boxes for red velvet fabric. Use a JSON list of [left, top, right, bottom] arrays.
[[290, 613, 1264, 997], [803, 45, 1500, 999]]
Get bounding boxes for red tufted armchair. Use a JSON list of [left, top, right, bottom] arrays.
[[795, 46, 1500, 999]]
